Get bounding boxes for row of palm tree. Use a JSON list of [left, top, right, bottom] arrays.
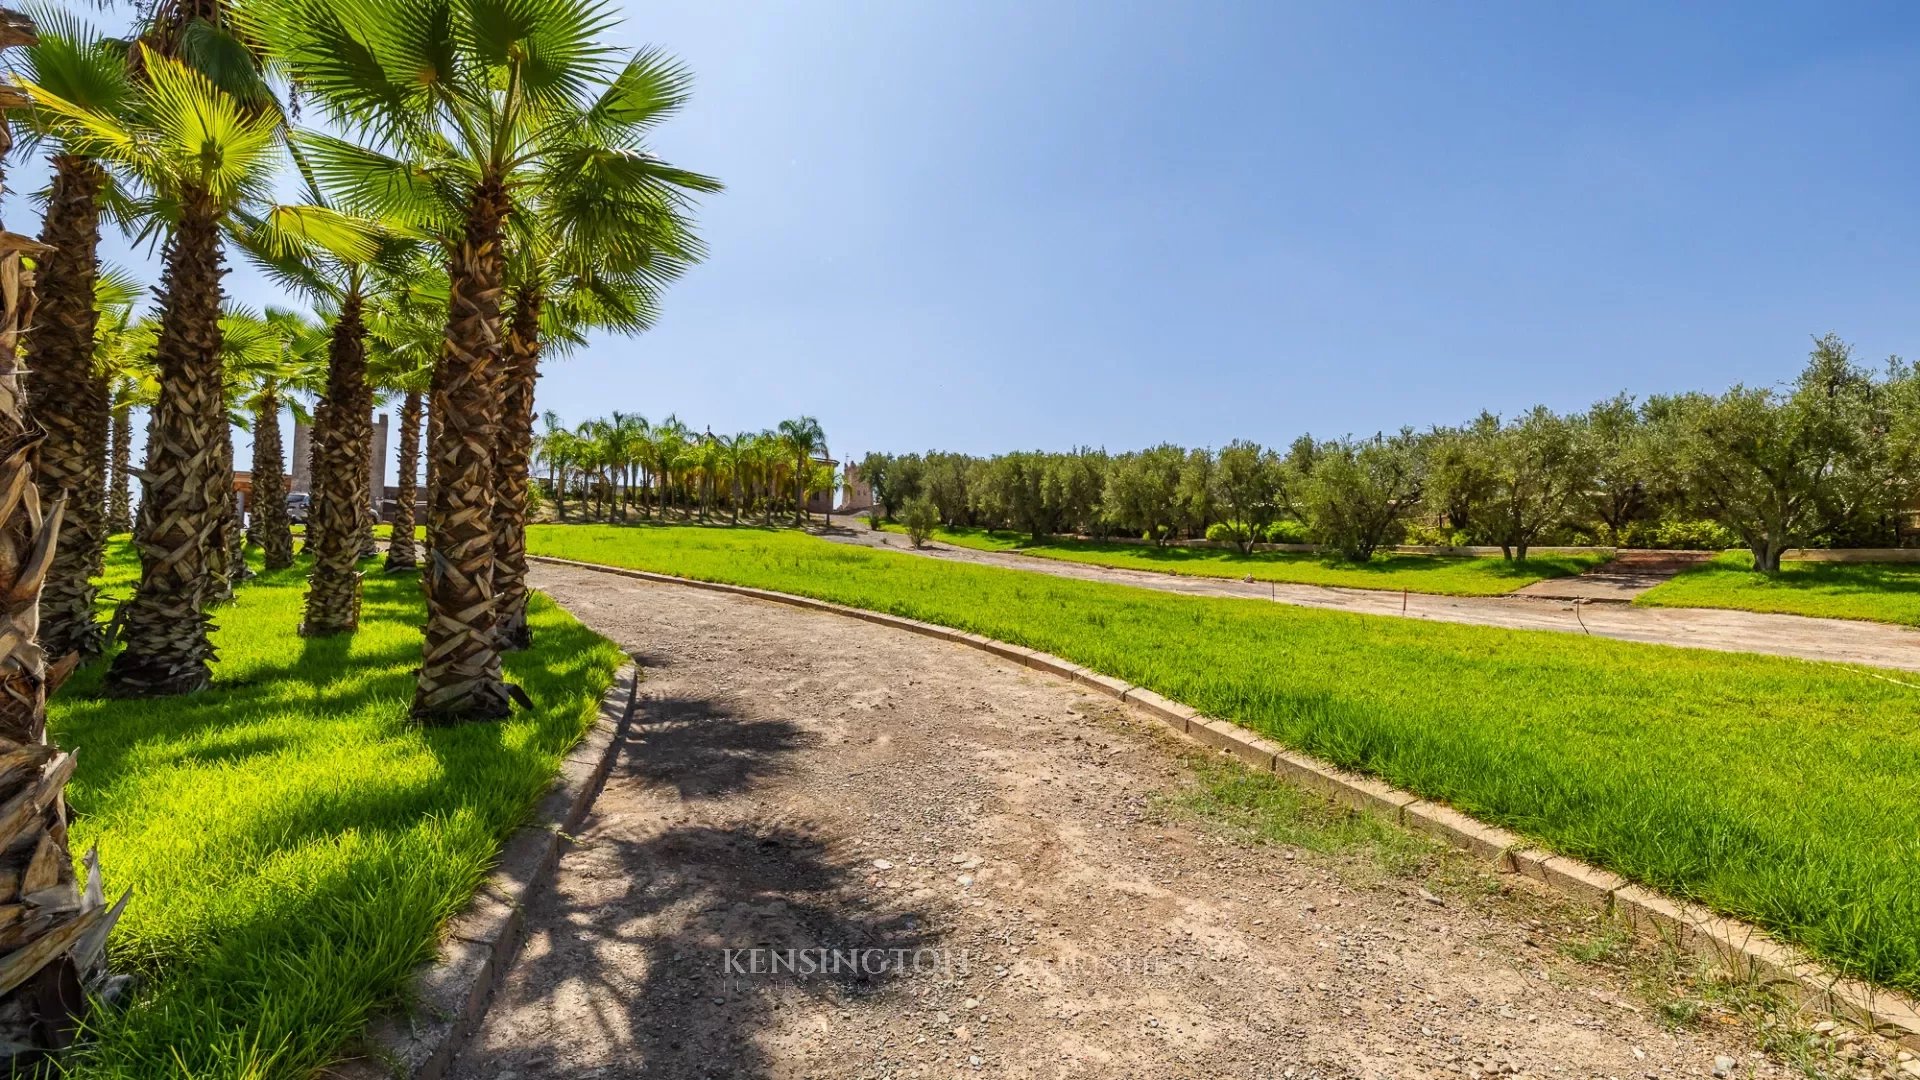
[[0, 0, 718, 1061], [536, 414, 838, 527]]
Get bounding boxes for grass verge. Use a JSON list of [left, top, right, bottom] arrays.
[[58, 541, 625, 1079], [525, 522, 1920, 996], [1636, 550, 1920, 626], [876, 522, 1606, 596]]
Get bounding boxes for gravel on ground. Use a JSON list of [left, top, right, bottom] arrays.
[[449, 563, 1903, 1079]]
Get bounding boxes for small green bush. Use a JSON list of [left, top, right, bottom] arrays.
[[1264, 519, 1310, 544], [901, 498, 939, 548], [1205, 521, 1258, 549], [1402, 522, 1472, 547], [1619, 517, 1739, 551]]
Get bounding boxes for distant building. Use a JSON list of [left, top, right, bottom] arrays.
[[289, 412, 389, 503], [839, 460, 874, 513]]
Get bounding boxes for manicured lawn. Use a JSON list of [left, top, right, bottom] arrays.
[[877, 522, 1607, 596], [1636, 550, 1920, 626], [526, 522, 1920, 995], [59, 542, 624, 1079]]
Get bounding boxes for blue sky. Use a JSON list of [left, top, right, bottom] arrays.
[[25, 1, 1920, 467]]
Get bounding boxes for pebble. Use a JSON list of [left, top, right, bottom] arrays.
[[1711, 1055, 1736, 1078], [873, 859, 893, 870]]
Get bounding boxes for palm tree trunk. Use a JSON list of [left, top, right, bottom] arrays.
[[414, 180, 511, 723], [421, 388, 440, 553], [26, 155, 108, 661], [302, 290, 369, 636], [250, 390, 293, 570], [0, 66, 125, 1058], [299, 399, 328, 555], [205, 424, 236, 604], [104, 189, 228, 698], [384, 389, 421, 571], [106, 406, 132, 537], [491, 288, 539, 651], [794, 455, 806, 526]]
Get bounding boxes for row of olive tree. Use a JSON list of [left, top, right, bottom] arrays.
[[861, 336, 1920, 571]]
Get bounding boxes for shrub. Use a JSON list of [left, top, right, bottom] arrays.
[[900, 497, 939, 548], [1619, 517, 1739, 551], [1206, 521, 1256, 548], [1402, 523, 1471, 548], [1263, 519, 1310, 544]]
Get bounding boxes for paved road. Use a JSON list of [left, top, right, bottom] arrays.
[[449, 561, 1829, 1079], [819, 529, 1920, 672]]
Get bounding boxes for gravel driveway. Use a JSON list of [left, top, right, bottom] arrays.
[[447, 562, 1877, 1079]]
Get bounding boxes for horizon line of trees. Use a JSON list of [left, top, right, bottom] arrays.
[[533, 413, 838, 526], [858, 335, 1920, 571]]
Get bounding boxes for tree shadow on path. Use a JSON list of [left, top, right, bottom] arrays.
[[463, 688, 938, 1079]]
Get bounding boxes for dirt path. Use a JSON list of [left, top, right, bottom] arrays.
[[1511, 551, 1715, 602], [448, 562, 1862, 1080], [819, 529, 1920, 672]]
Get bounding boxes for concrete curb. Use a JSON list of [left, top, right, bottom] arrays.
[[527, 553, 1920, 1049], [329, 662, 640, 1080]]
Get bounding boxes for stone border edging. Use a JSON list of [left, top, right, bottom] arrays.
[[527, 553, 1920, 1050], [330, 662, 640, 1080]]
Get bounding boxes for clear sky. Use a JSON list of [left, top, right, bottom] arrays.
[[24, 1, 1920, 468]]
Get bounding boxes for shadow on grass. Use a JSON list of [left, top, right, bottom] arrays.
[[51, 545, 627, 1079]]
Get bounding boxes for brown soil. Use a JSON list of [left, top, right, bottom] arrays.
[[449, 562, 1898, 1080], [820, 529, 1920, 673]]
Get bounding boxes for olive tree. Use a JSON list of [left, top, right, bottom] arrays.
[[1474, 406, 1595, 561], [1213, 439, 1282, 553], [1673, 335, 1879, 572], [1300, 431, 1425, 561], [1582, 394, 1663, 544], [1101, 444, 1185, 543]]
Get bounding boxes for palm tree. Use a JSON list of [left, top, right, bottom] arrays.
[[210, 307, 288, 596], [367, 271, 443, 572], [275, 0, 719, 722], [26, 47, 287, 695], [0, 8, 128, 1064], [13, 8, 132, 660], [536, 410, 576, 516], [238, 307, 326, 571], [99, 313, 158, 538], [230, 200, 390, 633], [778, 416, 826, 526], [811, 460, 840, 526]]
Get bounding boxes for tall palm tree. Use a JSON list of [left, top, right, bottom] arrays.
[[12, 8, 132, 660], [98, 311, 158, 538], [778, 415, 826, 526], [275, 0, 718, 721], [238, 307, 325, 571], [0, 8, 128, 1065], [536, 410, 576, 516], [367, 269, 444, 572], [231, 202, 390, 633], [210, 307, 289, 596], [26, 47, 287, 695], [494, 257, 691, 647]]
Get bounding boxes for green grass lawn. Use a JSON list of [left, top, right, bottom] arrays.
[[1636, 550, 1920, 626], [526, 522, 1920, 995], [876, 522, 1607, 596], [60, 541, 624, 1079]]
